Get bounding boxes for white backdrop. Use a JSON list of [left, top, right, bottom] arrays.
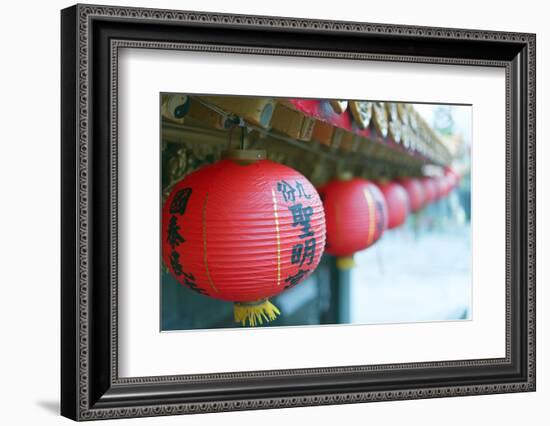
[[0, 0, 547, 425], [119, 50, 505, 377]]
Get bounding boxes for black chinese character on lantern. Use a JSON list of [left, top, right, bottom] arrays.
[[169, 188, 192, 215], [181, 271, 207, 296], [168, 251, 206, 295], [167, 216, 185, 248], [277, 180, 296, 203], [302, 238, 316, 265], [284, 269, 310, 290], [291, 238, 316, 266], [289, 203, 314, 238], [291, 244, 303, 265], [277, 180, 312, 203], [295, 181, 312, 199], [169, 251, 183, 276]]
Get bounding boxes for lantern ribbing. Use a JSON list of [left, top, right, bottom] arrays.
[[162, 157, 326, 326]]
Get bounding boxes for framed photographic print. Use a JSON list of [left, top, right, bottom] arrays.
[[60, 3, 536, 421]]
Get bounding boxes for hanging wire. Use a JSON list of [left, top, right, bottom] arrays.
[[226, 126, 234, 151], [240, 126, 245, 150]]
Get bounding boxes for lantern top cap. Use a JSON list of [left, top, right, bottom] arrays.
[[223, 149, 266, 165], [336, 171, 354, 181]]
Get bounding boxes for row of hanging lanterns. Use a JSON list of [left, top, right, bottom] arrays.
[[318, 171, 461, 270], [162, 150, 461, 326]]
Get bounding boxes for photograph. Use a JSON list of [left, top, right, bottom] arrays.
[[160, 94, 472, 330], [56, 3, 536, 420]]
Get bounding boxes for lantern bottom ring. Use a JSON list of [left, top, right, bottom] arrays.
[[336, 256, 356, 270], [234, 298, 281, 327]]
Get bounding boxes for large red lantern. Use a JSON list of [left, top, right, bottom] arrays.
[[319, 177, 388, 269], [398, 177, 425, 213], [376, 181, 410, 229], [162, 152, 326, 326]]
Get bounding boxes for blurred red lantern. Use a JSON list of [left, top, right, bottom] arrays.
[[398, 177, 425, 213], [436, 174, 455, 199], [376, 181, 410, 229], [422, 177, 438, 204], [441, 176, 452, 197], [319, 177, 388, 269], [446, 173, 458, 196], [444, 167, 460, 191], [434, 176, 447, 201], [162, 153, 326, 326]]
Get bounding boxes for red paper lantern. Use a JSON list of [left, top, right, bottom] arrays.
[[444, 167, 460, 191], [162, 154, 326, 326], [434, 176, 446, 201], [435, 174, 454, 199], [444, 174, 456, 197], [398, 177, 425, 213], [319, 178, 388, 269], [376, 181, 410, 229], [422, 177, 438, 204], [440, 176, 451, 198]]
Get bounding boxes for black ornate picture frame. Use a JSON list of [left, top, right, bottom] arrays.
[[61, 3, 536, 421]]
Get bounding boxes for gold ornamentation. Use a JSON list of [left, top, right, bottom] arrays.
[[373, 102, 388, 138], [387, 103, 399, 122], [401, 126, 411, 149], [389, 120, 402, 143], [349, 101, 373, 129], [397, 103, 410, 126], [407, 104, 418, 130], [162, 95, 188, 123], [387, 104, 402, 143], [329, 100, 348, 114], [166, 148, 188, 186]]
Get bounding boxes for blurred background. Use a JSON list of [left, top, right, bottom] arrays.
[[350, 105, 472, 324]]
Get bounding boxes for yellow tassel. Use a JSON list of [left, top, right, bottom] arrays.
[[336, 256, 356, 270], [234, 299, 281, 327]]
